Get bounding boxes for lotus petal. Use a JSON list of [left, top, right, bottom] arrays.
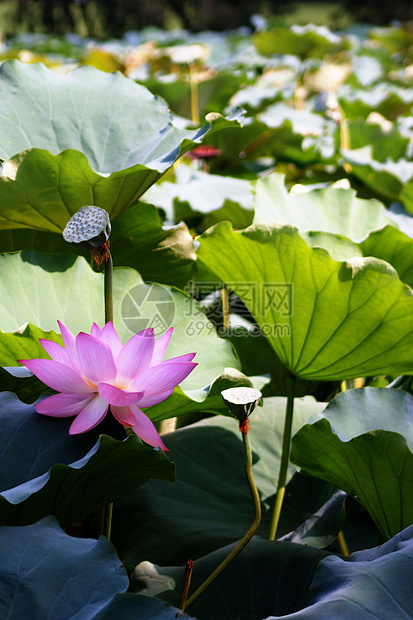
[[151, 327, 173, 366], [69, 395, 109, 434], [130, 361, 197, 394], [116, 328, 155, 385], [75, 333, 117, 385], [19, 359, 94, 394], [98, 383, 143, 407], [35, 393, 94, 417], [129, 404, 168, 450]]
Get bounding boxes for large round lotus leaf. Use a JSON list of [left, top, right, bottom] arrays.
[[132, 539, 330, 620], [346, 120, 409, 161], [359, 225, 413, 288], [342, 147, 413, 206], [111, 396, 326, 568], [0, 429, 175, 528], [0, 517, 129, 619], [196, 222, 413, 380], [0, 60, 223, 173], [0, 60, 242, 228], [0, 250, 240, 399], [265, 525, 413, 619], [252, 173, 394, 239], [0, 201, 196, 288], [291, 388, 413, 539], [143, 165, 253, 229], [252, 173, 413, 286], [253, 24, 350, 59], [339, 84, 413, 121], [0, 392, 172, 531]]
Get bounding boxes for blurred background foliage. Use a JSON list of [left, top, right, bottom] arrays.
[[0, 0, 412, 40]]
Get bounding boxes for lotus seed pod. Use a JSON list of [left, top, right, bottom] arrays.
[[63, 206, 111, 250], [221, 387, 262, 423]]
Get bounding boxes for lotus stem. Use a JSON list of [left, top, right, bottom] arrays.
[[189, 63, 199, 124], [268, 376, 295, 540], [337, 530, 350, 557], [186, 423, 261, 609], [104, 250, 113, 324], [179, 559, 194, 612], [221, 287, 229, 330], [100, 247, 113, 539]]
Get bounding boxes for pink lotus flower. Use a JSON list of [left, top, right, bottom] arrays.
[[19, 321, 197, 450]]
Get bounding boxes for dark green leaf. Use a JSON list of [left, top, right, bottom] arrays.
[[132, 539, 331, 620], [112, 396, 326, 567], [266, 525, 413, 619], [291, 387, 413, 539], [0, 429, 175, 527], [0, 516, 129, 619]]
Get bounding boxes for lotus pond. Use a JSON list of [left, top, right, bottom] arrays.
[[0, 19, 413, 620]]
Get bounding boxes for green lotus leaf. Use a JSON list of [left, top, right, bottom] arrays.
[[0, 201, 196, 287], [359, 225, 413, 288], [111, 396, 326, 567], [196, 222, 413, 380], [346, 120, 409, 161], [253, 24, 350, 59], [252, 173, 413, 286], [138, 71, 248, 119], [279, 489, 346, 548], [266, 525, 413, 619], [201, 117, 328, 171], [252, 172, 394, 238], [0, 365, 48, 402], [349, 53, 383, 87], [148, 368, 269, 422], [0, 392, 124, 494], [0, 517, 129, 618], [291, 387, 413, 539], [342, 147, 413, 205], [132, 539, 331, 620], [0, 60, 236, 172], [0, 431, 175, 527], [257, 103, 336, 164], [0, 60, 242, 229], [301, 231, 362, 262], [0, 250, 240, 403], [143, 164, 253, 228], [339, 84, 413, 121], [229, 83, 284, 115], [400, 181, 413, 216]]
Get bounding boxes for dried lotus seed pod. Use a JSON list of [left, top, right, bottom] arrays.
[[221, 387, 262, 422], [63, 206, 111, 251]]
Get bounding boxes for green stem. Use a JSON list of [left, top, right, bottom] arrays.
[[103, 503, 113, 539], [100, 249, 114, 539], [186, 427, 261, 609], [189, 63, 199, 124], [268, 377, 295, 541], [221, 287, 229, 330], [104, 251, 113, 324], [337, 530, 350, 557]]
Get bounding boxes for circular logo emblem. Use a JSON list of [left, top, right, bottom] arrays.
[[121, 283, 175, 336]]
